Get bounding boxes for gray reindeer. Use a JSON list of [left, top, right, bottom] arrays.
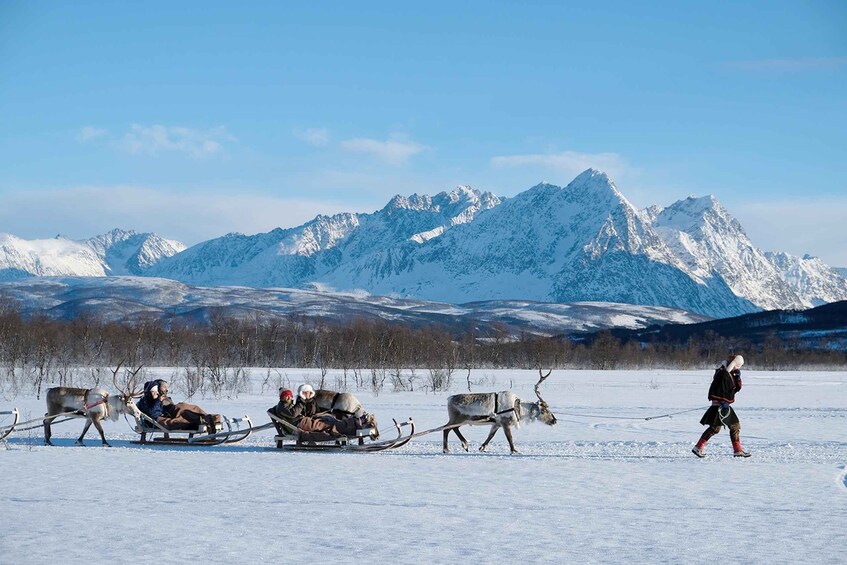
[[443, 369, 557, 454]]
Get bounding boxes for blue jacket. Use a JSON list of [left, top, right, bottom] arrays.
[[137, 380, 165, 420]]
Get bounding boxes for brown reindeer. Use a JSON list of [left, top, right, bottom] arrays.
[[443, 368, 557, 454], [43, 363, 142, 447]]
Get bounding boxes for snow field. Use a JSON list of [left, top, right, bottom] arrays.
[[1, 369, 845, 564]]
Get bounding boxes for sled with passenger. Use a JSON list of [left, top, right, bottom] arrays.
[[266, 409, 414, 452], [129, 377, 260, 446], [131, 409, 255, 445]]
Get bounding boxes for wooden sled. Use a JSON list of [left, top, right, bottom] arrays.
[[131, 410, 254, 446], [267, 411, 414, 452]]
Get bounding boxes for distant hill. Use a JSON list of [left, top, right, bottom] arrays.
[[583, 300, 847, 350], [0, 276, 709, 337]]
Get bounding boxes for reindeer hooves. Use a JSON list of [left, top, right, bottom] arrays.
[[462, 443, 469, 452], [478, 445, 487, 452]]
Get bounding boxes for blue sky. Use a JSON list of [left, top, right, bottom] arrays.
[[1, 1, 846, 264]]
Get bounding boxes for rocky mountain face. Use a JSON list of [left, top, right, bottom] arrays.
[[150, 185, 502, 288], [764, 251, 847, 307], [86, 228, 186, 275], [3, 171, 846, 319]]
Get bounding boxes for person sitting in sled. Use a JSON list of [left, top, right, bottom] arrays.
[[692, 354, 750, 458], [137, 379, 222, 434], [269, 386, 375, 441]]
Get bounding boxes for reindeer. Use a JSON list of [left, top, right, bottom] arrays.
[[314, 389, 366, 419], [43, 363, 143, 447], [443, 368, 557, 454], [314, 389, 378, 439]]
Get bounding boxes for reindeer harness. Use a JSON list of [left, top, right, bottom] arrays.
[[492, 393, 518, 421], [82, 390, 108, 412]]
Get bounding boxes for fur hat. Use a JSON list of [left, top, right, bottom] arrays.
[[298, 384, 315, 399], [726, 355, 744, 373]]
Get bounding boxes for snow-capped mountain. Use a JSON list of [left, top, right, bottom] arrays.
[[150, 185, 501, 287], [765, 251, 847, 307], [0, 229, 185, 280], [648, 195, 805, 312], [314, 170, 756, 318], [4, 171, 846, 320], [0, 233, 107, 280], [86, 228, 186, 275]]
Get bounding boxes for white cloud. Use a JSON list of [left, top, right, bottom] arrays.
[[77, 126, 108, 142], [0, 186, 352, 246], [491, 150, 631, 180], [120, 124, 236, 158], [340, 136, 429, 165], [293, 128, 330, 147], [733, 196, 847, 267]]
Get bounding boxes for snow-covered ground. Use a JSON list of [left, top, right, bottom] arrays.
[[2, 369, 845, 564]]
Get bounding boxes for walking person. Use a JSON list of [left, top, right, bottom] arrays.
[[692, 354, 751, 458]]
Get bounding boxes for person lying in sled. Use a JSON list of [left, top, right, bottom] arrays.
[[137, 379, 222, 433], [269, 386, 374, 441]]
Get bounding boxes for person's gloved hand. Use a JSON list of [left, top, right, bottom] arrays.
[[720, 402, 730, 409]]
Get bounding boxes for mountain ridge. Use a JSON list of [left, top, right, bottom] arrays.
[[2, 170, 845, 319]]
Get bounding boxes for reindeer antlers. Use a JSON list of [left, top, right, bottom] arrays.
[[535, 367, 552, 404], [112, 360, 144, 398]]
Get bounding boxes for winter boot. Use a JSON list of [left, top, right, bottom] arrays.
[[691, 439, 707, 458], [732, 440, 750, 457]]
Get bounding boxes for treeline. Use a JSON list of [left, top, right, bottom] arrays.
[[0, 304, 844, 398]]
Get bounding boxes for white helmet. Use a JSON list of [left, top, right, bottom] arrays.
[[298, 384, 315, 400]]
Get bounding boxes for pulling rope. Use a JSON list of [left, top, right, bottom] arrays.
[[553, 406, 706, 422]]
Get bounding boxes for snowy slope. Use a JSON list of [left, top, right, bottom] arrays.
[[150, 186, 500, 287], [0, 276, 709, 335], [0, 233, 107, 279], [0, 229, 184, 280], [327, 170, 755, 318], [650, 196, 804, 312], [86, 228, 186, 275], [2, 369, 845, 564], [765, 251, 847, 307]]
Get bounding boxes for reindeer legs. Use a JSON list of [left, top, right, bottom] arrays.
[[503, 425, 518, 454], [442, 426, 470, 453], [76, 418, 110, 447], [43, 413, 54, 446], [479, 424, 500, 452], [76, 419, 93, 446]]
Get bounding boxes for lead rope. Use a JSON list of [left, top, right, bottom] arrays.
[[553, 406, 706, 421]]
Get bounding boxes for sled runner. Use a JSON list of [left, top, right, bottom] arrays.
[[267, 411, 414, 452], [130, 410, 255, 446], [0, 408, 19, 444]]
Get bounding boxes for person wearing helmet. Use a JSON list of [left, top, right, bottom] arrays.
[[692, 353, 750, 458]]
